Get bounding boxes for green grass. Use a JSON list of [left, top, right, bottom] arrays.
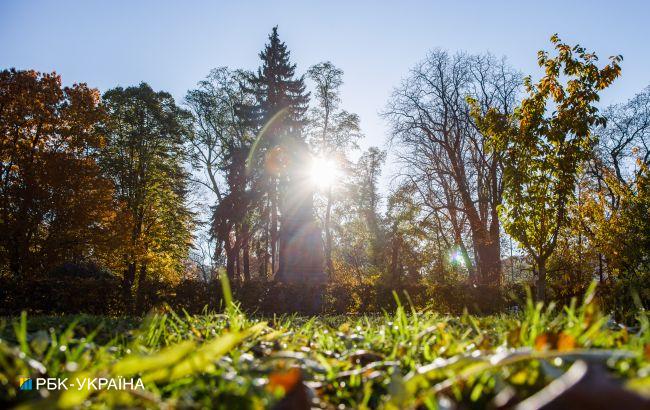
[[1, 287, 649, 409]]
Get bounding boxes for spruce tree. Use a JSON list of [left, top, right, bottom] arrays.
[[242, 27, 325, 286], [241, 26, 309, 142]]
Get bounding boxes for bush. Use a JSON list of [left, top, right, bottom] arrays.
[[0, 267, 604, 317], [0, 264, 122, 315]]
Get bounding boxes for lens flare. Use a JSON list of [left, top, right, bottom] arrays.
[[450, 249, 465, 266], [310, 157, 339, 189]]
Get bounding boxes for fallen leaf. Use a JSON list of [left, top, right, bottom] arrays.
[[268, 367, 302, 394]]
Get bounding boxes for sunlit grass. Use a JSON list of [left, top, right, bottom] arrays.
[[1, 286, 648, 409]]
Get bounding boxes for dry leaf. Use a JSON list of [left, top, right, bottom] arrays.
[[268, 367, 302, 394]]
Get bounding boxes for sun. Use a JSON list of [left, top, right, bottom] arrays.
[[310, 156, 339, 189]]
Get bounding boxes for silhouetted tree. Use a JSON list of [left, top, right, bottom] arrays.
[[240, 27, 318, 280]]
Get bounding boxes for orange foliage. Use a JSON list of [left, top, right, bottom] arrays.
[[0, 69, 119, 277]]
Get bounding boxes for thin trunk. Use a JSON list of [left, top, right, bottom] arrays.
[[459, 243, 473, 279], [122, 261, 136, 313], [598, 253, 604, 282], [263, 196, 270, 278], [536, 258, 547, 301], [324, 186, 334, 276], [270, 179, 277, 276], [234, 225, 241, 282], [235, 245, 241, 282], [224, 239, 235, 281], [390, 233, 400, 283], [242, 221, 250, 281], [135, 263, 147, 314], [8, 241, 23, 278]]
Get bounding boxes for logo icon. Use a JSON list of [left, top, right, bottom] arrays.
[[19, 377, 33, 391]]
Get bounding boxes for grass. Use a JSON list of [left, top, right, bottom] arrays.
[[1, 285, 649, 409]]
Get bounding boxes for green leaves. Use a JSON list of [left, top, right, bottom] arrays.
[[469, 35, 622, 299]]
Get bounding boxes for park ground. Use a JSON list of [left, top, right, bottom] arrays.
[[1, 289, 649, 409]]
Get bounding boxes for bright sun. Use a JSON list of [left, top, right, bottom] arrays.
[[310, 157, 339, 189]]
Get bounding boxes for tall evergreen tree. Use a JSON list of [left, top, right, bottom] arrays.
[[241, 27, 324, 283], [240, 26, 309, 141]]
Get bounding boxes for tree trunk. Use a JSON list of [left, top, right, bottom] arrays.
[[225, 240, 236, 281], [536, 258, 547, 301], [242, 222, 250, 282], [235, 235, 241, 282], [8, 242, 23, 278], [390, 234, 400, 283], [598, 253, 604, 282], [450, 152, 502, 286], [122, 261, 136, 313], [135, 263, 147, 314], [324, 186, 334, 276], [475, 238, 502, 286], [263, 196, 270, 278], [270, 179, 278, 276]]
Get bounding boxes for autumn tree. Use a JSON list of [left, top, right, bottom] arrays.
[[0, 69, 115, 278], [579, 85, 650, 288], [307, 61, 362, 276], [472, 35, 622, 300], [101, 83, 193, 312], [385, 52, 520, 286]]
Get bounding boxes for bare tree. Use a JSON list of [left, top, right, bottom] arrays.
[[595, 85, 650, 189], [384, 51, 520, 286]]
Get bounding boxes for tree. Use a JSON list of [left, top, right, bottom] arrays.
[[307, 61, 362, 276], [241, 27, 324, 282], [352, 147, 386, 268], [597, 85, 650, 186], [472, 35, 622, 300], [384, 184, 433, 285], [578, 85, 650, 284], [101, 83, 193, 312], [385, 52, 520, 286], [185, 67, 258, 282], [0, 69, 115, 278]]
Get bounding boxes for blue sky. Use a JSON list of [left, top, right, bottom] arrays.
[[2, 0, 649, 174]]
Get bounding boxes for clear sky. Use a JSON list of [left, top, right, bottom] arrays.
[[2, 0, 649, 179]]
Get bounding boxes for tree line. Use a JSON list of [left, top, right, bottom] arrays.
[[1, 29, 648, 315]]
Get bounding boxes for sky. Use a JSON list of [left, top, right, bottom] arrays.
[[2, 0, 650, 188]]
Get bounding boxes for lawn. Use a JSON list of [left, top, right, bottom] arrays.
[[1, 289, 649, 409]]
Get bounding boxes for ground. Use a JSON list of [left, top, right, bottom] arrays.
[[1, 292, 649, 409]]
